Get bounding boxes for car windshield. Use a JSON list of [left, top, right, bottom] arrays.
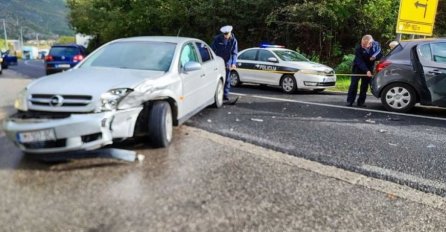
[[80, 41, 176, 72], [273, 50, 309, 62]]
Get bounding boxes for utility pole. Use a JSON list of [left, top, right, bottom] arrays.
[[2, 19, 7, 49]]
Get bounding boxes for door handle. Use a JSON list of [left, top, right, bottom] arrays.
[[428, 70, 442, 75]]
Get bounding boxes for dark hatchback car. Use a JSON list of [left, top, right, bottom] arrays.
[[371, 39, 446, 112], [45, 44, 87, 75]]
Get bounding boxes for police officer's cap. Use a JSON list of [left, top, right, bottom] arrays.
[[220, 25, 233, 34]]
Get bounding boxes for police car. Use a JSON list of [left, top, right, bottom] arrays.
[[231, 45, 336, 93]]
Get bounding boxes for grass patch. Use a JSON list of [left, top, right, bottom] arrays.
[[331, 76, 351, 92]]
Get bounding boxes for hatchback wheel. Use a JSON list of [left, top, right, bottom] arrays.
[[230, 71, 241, 87], [148, 101, 173, 148], [381, 83, 416, 113], [280, 75, 297, 93]]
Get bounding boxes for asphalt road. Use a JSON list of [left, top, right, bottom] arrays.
[[8, 59, 45, 79], [188, 85, 446, 196]]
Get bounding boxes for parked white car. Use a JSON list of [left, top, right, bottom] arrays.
[[231, 46, 336, 93], [3, 36, 225, 154]]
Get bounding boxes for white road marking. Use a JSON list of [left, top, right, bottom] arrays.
[[361, 164, 446, 190], [232, 93, 446, 122]]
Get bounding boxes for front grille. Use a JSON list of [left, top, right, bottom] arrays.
[[22, 139, 67, 149], [30, 94, 92, 107], [317, 82, 336, 86], [12, 110, 72, 119]]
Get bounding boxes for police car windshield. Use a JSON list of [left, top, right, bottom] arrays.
[[80, 41, 175, 71], [273, 50, 309, 62]]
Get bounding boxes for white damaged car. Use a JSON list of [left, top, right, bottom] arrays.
[[231, 45, 336, 93], [3, 36, 225, 154]]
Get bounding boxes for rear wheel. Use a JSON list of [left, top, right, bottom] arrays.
[[148, 101, 173, 148], [280, 75, 297, 93], [213, 80, 224, 108], [229, 71, 241, 87], [381, 83, 416, 112]]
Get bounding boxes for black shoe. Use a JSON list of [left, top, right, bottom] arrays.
[[223, 96, 229, 101], [345, 102, 353, 107], [357, 104, 367, 107]]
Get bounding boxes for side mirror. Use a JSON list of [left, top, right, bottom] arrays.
[[184, 61, 202, 72], [268, 57, 278, 63]]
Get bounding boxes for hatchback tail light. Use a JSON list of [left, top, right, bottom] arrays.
[[45, 55, 53, 62], [73, 55, 84, 62], [375, 60, 391, 73]]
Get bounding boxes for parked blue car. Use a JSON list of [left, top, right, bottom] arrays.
[[44, 44, 87, 75], [1, 50, 18, 69]]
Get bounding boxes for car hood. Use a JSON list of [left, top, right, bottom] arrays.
[[282, 61, 333, 72], [27, 67, 166, 96]]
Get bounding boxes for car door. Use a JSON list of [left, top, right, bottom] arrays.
[[236, 49, 259, 82], [180, 42, 207, 115], [416, 42, 446, 106], [254, 49, 282, 85], [195, 41, 218, 101]]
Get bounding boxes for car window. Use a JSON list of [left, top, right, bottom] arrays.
[[273, 50, 309, 62], [258, 50, 275, 62], [238, 49, 257, 61], [180, 43, 199, 68], [49, 47, 80, 57], [195, 42, 213, 63], [80, 41, 175, 72], [418, 44, 432, 62], [431, 43, 446, 63]]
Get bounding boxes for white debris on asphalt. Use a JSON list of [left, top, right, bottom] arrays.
[[136, 154, 145, 162], [207, 119, 212, 123], [235, 118, 241, 122], [427, 144, 436, 148], [228, 112, 232, 115], [389, 143, 398, 146], [251, 118, 264, 122], [379, 129, 387, 133], [365, 119, 376, 124]]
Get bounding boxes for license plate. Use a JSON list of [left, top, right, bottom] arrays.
[[323, 77, 335, 82], [56, 64, 70, 68], [17, 129, 56, 143]]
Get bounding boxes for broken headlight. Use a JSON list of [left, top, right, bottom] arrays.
[[99, 88, 132, 112]]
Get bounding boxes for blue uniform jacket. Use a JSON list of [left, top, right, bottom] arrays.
[[352, 41, 382, 74], [211, 34, 238, 66]]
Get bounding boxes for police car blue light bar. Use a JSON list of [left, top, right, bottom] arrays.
[[259, 44, 285, 48]]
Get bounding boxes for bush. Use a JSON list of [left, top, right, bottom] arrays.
[[335, 54, 354, 75]]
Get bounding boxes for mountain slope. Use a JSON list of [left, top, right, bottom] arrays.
[[0, 0, 73, 39]]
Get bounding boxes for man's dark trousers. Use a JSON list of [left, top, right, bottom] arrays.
[[347, 76, 370, 106]]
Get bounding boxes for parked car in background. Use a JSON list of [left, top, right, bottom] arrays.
[[44, 44, 87, 75], [231, 45, 336, 93], [3, 36, 225, 154], [371, 38, 446, 112], [1, 50, 17, 69]]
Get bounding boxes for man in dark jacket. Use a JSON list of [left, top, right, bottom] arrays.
[[211, 25, 238, 101], [346, 34, 382, 107]]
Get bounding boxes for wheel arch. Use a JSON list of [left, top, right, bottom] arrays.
[[133, 97, 179, 136]]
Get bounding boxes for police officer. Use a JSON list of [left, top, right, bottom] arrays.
[[346, 34, 382, 107], [211, 25, 238, 102]]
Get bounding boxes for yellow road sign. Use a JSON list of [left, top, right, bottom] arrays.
[[396, 0, 439, 36]]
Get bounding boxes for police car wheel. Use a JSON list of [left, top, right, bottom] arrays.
[[280, 75, 297, 93], [230, 71, 241, 87], [381, 83, 416, 113]]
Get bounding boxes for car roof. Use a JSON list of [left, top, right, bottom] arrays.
[[399, 38, 446, 46], [114, 36, 202, 44]]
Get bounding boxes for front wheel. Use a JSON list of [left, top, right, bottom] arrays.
[[381, 83, 416, 113], [148, 101, 173, 148], [280, 75, 297, 93]]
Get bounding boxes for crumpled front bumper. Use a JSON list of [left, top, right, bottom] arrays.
[[2, 107, 142, 154]]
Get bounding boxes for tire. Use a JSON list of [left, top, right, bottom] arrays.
[[0, 64, 2, 75], [381, 83, 416, 113], [148, 101, 173, 148], [312, 89, 325, 93], [213, 79, 224, 108], [280, 75, 297, 93], [229, 71, 241, 87]]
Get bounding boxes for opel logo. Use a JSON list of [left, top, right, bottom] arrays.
[[49, 95, 64, 107]]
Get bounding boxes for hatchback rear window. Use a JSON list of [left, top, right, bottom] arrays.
[[49, 47, 80, 57]]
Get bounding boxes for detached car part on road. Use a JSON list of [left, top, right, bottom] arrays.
[[371, 39, 446, 112], [231, 45, 336, 93], [3, 36, 225, 154]]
